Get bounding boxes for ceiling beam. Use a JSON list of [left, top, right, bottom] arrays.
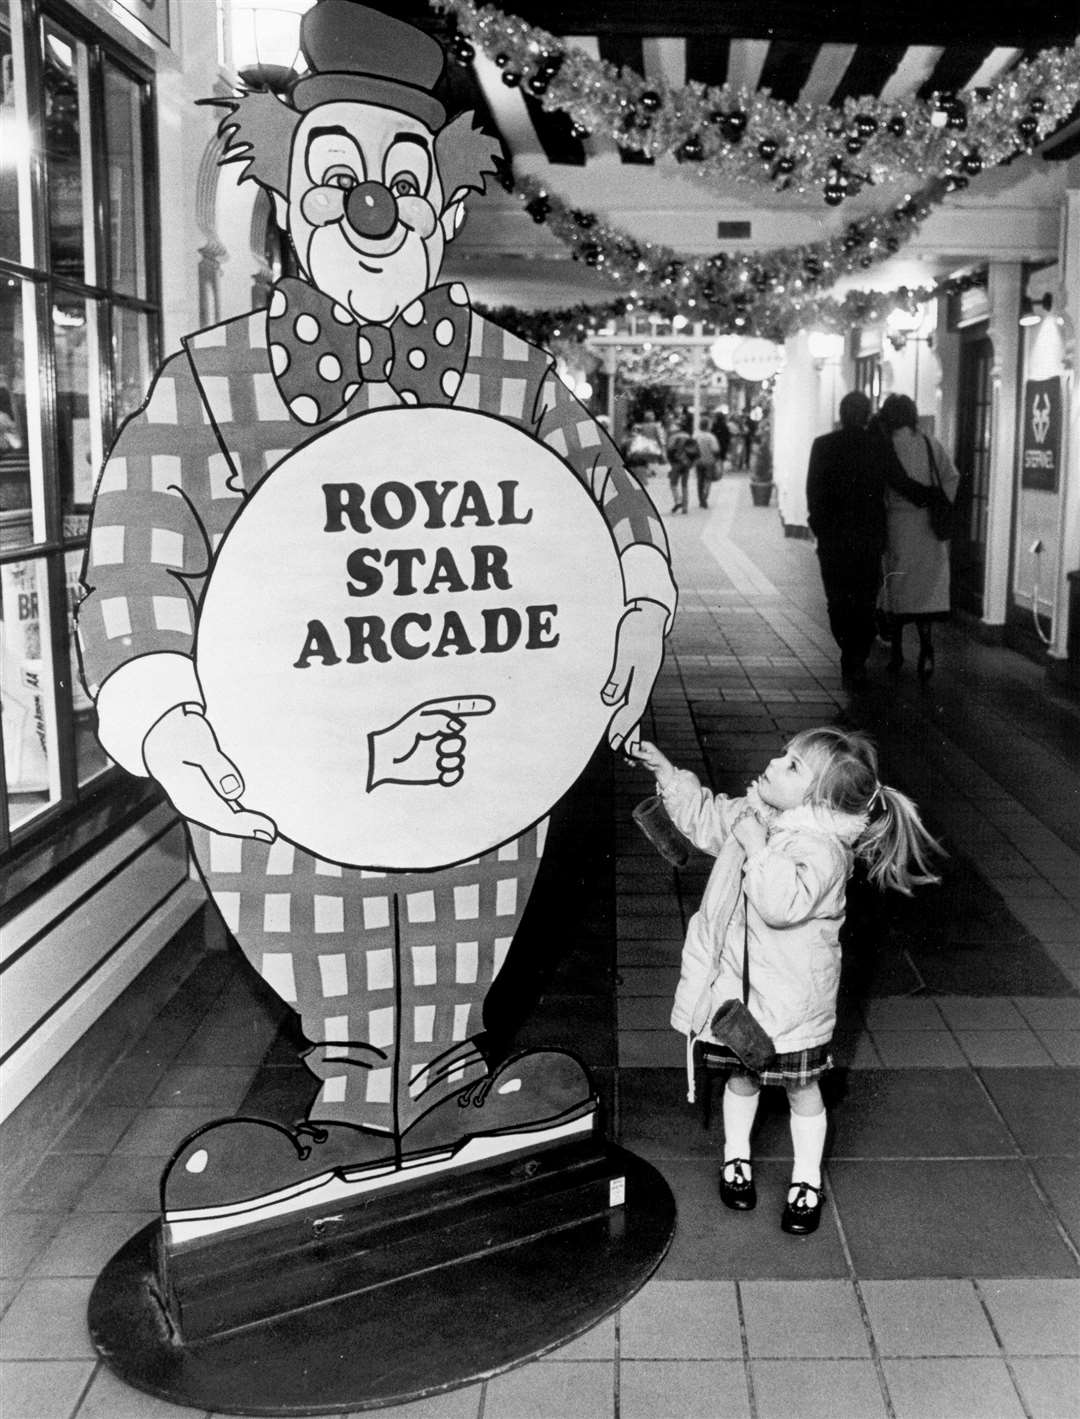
[[498, 2, 1079, 47]]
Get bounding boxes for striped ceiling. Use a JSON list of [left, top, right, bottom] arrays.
[[407, 2, 1080, 169]]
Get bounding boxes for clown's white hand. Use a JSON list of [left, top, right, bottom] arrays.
[[602, 599, 667, 753], [367, 695, 496, 791], [143, 704, 278, 841]]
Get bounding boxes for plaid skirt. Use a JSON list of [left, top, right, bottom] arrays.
[[703, 1042, 833, 1087]]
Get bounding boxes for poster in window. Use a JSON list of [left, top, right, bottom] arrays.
[[1020, 376, 1062, 493], [112, 0, 170, 47]]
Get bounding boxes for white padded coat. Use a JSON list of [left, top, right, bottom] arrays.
[[663, 770, 867, 1056]]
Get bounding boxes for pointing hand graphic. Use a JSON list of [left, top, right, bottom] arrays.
[[367, 695, 496, 791]]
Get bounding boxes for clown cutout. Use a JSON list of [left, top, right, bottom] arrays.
[[78, 0, 675, 1247]]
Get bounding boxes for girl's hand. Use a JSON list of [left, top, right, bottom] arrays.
[[629, 739, 676, 788], [731, 812, 768, 855]]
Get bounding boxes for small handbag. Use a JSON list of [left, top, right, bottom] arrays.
[[632, 794, 693, 867], [709, 895, 776, 1071], [924, 434, 959, 542]]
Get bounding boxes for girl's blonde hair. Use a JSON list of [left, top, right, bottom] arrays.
[[786, 727, 942, 894]]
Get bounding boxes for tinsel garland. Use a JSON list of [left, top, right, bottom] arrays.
[[432, 0, 1080, 203], [473, 269, 986, 348], [508, 170, 948, 331]]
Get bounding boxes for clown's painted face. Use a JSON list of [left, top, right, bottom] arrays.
[[276, 102, 459, 324]]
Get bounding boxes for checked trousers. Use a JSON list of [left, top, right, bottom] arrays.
[[188, 820, 548, 1138]]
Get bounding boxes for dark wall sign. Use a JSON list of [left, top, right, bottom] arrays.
[[1020, 376, 1062, 493]]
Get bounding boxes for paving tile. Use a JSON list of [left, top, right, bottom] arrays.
[[0, 1277, 97, 1359], [217, 1389, 485, 1419], [75, 1363, 215, 1417], [0, 1213, 64, 1280], [620, 1359, 749, 1419], [828, 1070, 1014, 1159], [544, 1315, 615, 1361], [956, 1031, 1056, 1066], [978, 1280, 1080, 1354], [656, 1162, 848, 1281], [1028, 1158, 1080, 1247], [110, 1105, 227, 1156], [910, 940, 1076, 995], [741, 1280, 870, 1358], [978, 1069, 1080, 1155], [30, 1212, 156, 1278], [483, 1359, 613, 1418], [73, 1155, 169, 1213], [1038, 1031, 1080, 1066], [1013, 999, 1080, 1030], [882, 1357, 1028, 1419], [616, 1068, 793, 1162], [935, 997, 1028, 1029], [861, 998, 946, 1030], [4, 1154, 107, 1214], [860, 1280, 998, 1356], [0, 1359, 95, 1419], [619, 1280, 741, 1358], [617, 997, 673, 1030], [828, 1162, 1080, 1278], [1009, 1357, 1080, 1419], [869, 1032, 968, 1067], [750, 1359, 887, 1419], [148, 1065, 259, 1109], [617, 1032, 686, 1068], [52, 1107, 138, 1155]]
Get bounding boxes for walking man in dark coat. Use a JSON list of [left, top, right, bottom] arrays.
[[806, 390, 886, 688]]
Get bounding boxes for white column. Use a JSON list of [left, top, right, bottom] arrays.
[[1049, 178, 1080, 668], [982, 262, 1024, 628]]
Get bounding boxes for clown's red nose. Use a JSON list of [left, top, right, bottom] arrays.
[[346, 181, 398, 240]]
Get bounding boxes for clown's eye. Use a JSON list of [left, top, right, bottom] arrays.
[[325, 167, 359, 191], [390, 174, 420, 198]]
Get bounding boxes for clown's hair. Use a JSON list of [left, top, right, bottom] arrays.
[[202, 91, 501, 208]]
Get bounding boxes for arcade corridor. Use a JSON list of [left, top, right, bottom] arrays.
[[2, 468, 1078, 1419]]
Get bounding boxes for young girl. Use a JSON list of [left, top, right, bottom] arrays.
[[633, 727, 940, 1236]]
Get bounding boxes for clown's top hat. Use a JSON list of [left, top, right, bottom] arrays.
[[291, 0, 446, 130]]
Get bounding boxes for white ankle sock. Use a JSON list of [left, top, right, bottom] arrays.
[[789, 1109, 827, 1190], [722, 1084, 760, 1164]]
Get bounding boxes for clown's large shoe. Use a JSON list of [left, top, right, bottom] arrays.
[[159, 1049, 597, 1261], [88, 1048, 675, 1416]]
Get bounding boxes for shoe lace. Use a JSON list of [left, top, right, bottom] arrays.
[[458, 1074, 495, 1110]]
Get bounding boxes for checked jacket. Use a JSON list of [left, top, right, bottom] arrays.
[[77, 294, 676, 1138]]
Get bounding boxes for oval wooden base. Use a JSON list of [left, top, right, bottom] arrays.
[[87, 1143, 675, 1416]]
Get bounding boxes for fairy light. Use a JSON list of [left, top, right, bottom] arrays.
[[433, 0, 1080, 204]]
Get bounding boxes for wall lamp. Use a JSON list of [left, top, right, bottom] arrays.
[[1019, 292, 1054, 326]]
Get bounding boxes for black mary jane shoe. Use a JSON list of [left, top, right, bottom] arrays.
[[719, 1158, 757, 1211], [781, 1181, 824, 1235]]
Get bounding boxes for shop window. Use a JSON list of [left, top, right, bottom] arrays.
[[0, 0, 159, 857]]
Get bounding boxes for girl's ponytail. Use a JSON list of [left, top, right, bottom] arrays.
[[856, 784, 943, 894]]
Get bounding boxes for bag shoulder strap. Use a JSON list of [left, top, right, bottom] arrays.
[[922, 432, 943, 492], [741, 891, 751, 1005]]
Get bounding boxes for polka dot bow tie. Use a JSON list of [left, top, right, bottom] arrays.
[[267, 277, 472, 426]]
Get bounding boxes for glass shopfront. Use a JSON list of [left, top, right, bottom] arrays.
[[0, 0, 159, 855]]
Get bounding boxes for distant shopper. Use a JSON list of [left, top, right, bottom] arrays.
[[695, 419, 721, 508], [711, 410, 731, 468], [806, 390, 886, 688], [666, 419, 699, 514], [633, 727, 941, 1235], [877, 394, 960, 678]]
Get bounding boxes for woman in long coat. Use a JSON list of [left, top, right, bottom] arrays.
[[877, 394, 961, 677]]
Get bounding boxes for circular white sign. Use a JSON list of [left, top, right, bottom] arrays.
[[195, 407, 626, 870]]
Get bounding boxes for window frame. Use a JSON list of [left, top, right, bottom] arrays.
[[0, 0, 161, 860]]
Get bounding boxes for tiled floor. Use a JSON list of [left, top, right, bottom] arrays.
[[2, 471, 1078, 1417]]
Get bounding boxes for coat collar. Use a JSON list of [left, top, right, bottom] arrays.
[[773, 800, 868, 844]]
